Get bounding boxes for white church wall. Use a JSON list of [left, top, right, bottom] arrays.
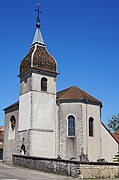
[[31, 92, 56, 130], [86, 104, 101, 161], [29, 72, 57, 158], [101, 123, 118, 162], [18, 70, 57, 158], [58, 102, 102, 162], [17, 130, 31, 156], [31, 73, 56, 94], [30, 130, 56, 158], [58, 102, 84, 160], [80, 103, 101, 162], [20, 73, 31, 95], [3, 109, 18, 162], [18, 92, 31, 131], [31, 72, 57, 132]]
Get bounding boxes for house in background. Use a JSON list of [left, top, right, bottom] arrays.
[[0, 126, 4, 159]]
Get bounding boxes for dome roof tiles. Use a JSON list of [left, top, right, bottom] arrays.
[[20, 24, 57, 75], [20, 45, 57, 75]]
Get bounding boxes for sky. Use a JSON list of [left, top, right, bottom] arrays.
[[0, 0, 119, 126]]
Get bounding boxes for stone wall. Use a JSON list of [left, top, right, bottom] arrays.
[[12, 155, 119, 179]]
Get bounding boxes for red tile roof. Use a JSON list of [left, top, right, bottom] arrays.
[[0, 126, 4, 132], [113, 130, 119, 143], [57, 86, 102, 106]]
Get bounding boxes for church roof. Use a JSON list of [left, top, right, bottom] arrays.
[[4, 101, 19, 111], [57, 85, 102, 106], [3, 101, 19, 114], [20, 6, 57, 76]]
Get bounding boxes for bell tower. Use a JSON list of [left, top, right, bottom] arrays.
[[18, 4, 58, 158]]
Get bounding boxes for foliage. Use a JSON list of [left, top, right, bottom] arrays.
[[113, 152, 119, 163], [107, 113, 119, 132]]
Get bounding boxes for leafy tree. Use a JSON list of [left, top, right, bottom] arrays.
[[113, 152, 119, 163], [107, 113, 119, 133]]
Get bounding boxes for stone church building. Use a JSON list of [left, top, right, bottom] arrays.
[[3, 10, 118, 163]]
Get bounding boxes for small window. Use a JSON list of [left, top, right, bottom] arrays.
[[68, 115, 75, 137], [10, 115, 16, 131], [20, 143, 26, 155], [41, 77, 47, 91], [89, 117, 94, 137]]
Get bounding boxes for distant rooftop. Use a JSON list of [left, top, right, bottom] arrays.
[[113, 130, 119, 144]]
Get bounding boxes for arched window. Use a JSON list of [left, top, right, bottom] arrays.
[[41, 77, 47, 91], [89, 117, 94, 137], [68, 115, 75, 137], [20, 143, 26, 155], [10, 115, 16, 131]]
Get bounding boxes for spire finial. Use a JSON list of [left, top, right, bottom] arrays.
[[35, 3, 42, 28]]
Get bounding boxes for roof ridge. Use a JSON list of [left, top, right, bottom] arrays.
[[74, 86, 84, 99]]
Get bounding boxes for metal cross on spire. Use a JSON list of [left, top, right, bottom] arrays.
[[35, 3, 42, 28]]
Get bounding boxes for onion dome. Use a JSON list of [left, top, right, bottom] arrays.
[[20, 6, 57, 76]]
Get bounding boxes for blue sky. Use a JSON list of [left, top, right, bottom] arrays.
[[0, 0, 119, 126]]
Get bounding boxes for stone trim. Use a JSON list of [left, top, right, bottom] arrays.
[[79, 104, 83, 153], [59, 105, 63, 157]]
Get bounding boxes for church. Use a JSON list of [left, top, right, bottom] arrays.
[[3, 6, 118, 163]]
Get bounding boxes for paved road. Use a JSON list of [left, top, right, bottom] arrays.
[[0, 163, 75, 180]]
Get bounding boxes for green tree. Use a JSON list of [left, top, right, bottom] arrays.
[[107, 113, 119, 132], [113, 152, 119, 163]]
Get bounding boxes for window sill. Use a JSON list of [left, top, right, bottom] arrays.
[[67, 136, 75, 138]]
